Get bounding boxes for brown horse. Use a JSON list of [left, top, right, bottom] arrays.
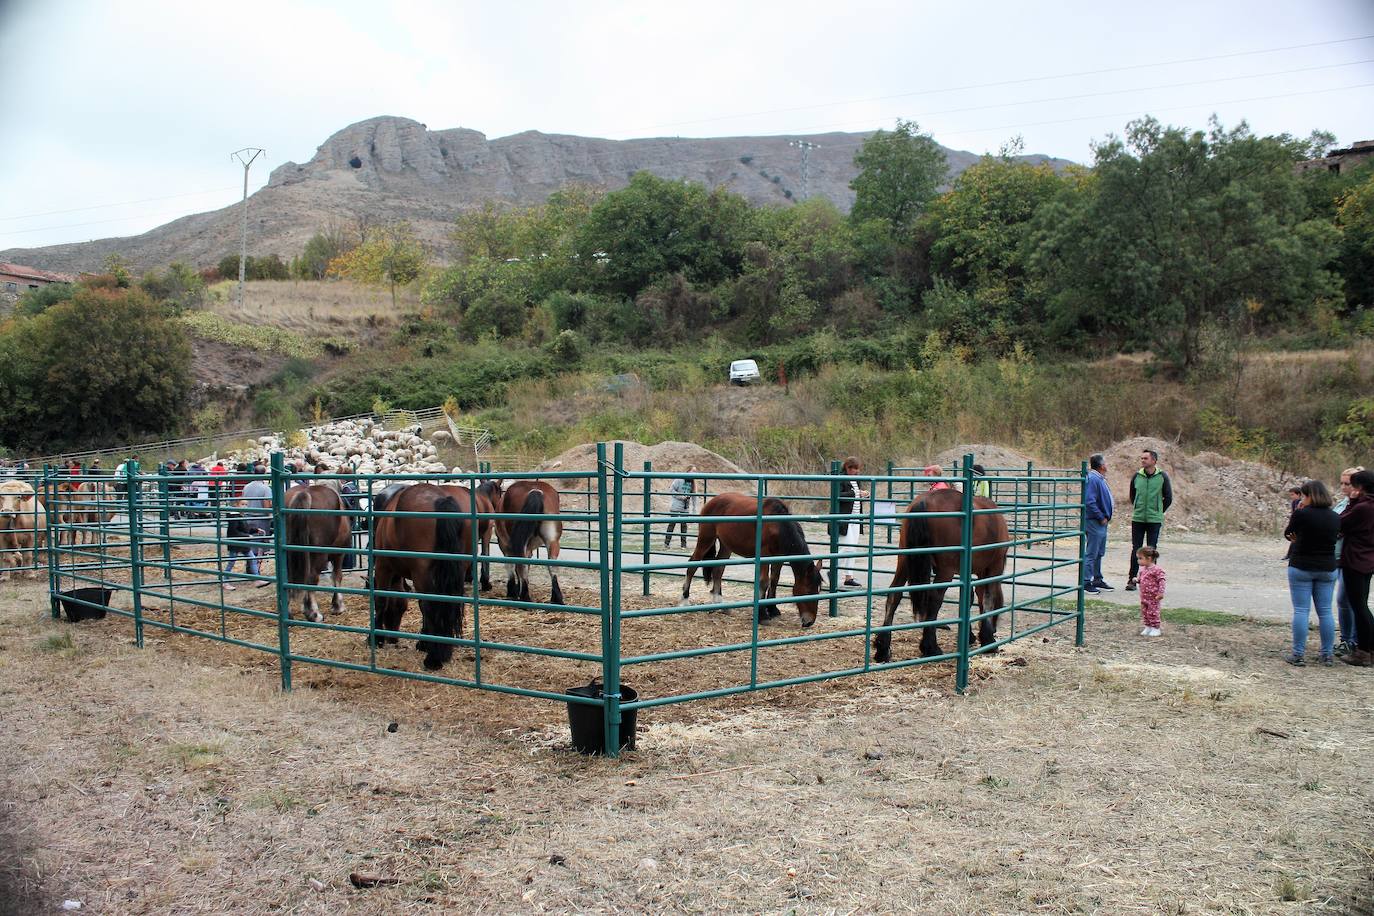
[[680, 492, 826, 626], [371, 483, 475, 671], [482, 480, 566, 606], [873, 487, 1009, 662], [283, 484, 352, 623]]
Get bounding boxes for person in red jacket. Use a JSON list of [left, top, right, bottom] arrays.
[[1338, 468, 1374, 667]]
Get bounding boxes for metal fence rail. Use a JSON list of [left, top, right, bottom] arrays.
[[36, 447, 1087, 758]]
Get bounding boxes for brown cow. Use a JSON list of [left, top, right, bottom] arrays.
[[0, 479, 47, 581]]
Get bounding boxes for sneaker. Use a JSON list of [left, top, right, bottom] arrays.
[[1146, 627, 1162, 637], [1140, 627, 1151, 637], [1334, 642, 1352, 658], [1283, 652, 1305, 667], [1124, 579, 1137, 592], [1093, 580, 1114, 591], [223, 583, 236, 591], [1320, 655, 1335, 667], [1084, 584, 1100, 594], [843, 577, 860, 588], [254, 580, 272, 589]]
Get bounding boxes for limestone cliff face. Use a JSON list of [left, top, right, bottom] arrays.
[[3, 116, 1075, 273]]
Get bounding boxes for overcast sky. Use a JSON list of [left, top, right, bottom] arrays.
[[2, 0, 1372, 252]]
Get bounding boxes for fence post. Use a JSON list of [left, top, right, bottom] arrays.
[[828, 460, 840, 619], [641, 460, 652, 596], [885, 460, 894, 545], [1076, 460, 1088, 647], [43, 466, 60, 619], [156, 475, 172, 591], [604, 443, 626, 759], [124, 461, 145, 649], [955, 454, 975, 694], [269, 452, 293, 691]]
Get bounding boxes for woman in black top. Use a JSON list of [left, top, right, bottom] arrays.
[[1339, 468, 1374, 667], [1283, 479, 1341, 666]]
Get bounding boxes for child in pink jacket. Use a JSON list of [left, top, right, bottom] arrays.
[[1137, 546, 1166, 636]]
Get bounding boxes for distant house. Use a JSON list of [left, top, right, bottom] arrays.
[[1296, 140, 1374, 176], [0, 262, 76, 308]]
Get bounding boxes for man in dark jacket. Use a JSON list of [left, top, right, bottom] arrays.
[[1125, 449, 1173, 591], [1083, 454, 1114, 593]]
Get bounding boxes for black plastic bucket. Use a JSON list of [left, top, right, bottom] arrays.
[[565, 680, 638, 755], [58, 587, 112, 622]]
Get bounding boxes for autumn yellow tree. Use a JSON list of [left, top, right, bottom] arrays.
[[327, 221, 428, 309]]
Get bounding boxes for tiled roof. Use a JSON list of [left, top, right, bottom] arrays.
[[0, 262, 77, 284]]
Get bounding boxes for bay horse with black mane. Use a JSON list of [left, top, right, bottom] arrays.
[[873, 487, 1009, 662], [680, 491, 827, 626], [479, 479, 564, 605], [371, 483, 480, 671], [283, 484, 352, 623]]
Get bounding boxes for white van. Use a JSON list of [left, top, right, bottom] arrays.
[[729, 359, 761, 385]]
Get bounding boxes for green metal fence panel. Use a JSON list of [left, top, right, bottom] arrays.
[[38, 447, 1087, 759]]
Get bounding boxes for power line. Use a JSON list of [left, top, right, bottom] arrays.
[[0, 187, 239, 223], [6, 68, 1369, 246], [620, 34, 1374, 136], [766, 59, 1374, 137], [0, 207, 220, 239]]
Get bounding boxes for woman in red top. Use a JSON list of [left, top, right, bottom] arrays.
[[1338, 468, 1374, 666]]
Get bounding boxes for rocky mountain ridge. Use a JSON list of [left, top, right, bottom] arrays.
[[2, 116, 1075, 274]]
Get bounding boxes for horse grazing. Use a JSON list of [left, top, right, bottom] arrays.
[[371, 483, 476, 671], [0, 480, 46, 581], [873, 487, 1009, 663], [282, 484, 352, 623], [680, 492, 826, 626], [483, 480, 565, 606]]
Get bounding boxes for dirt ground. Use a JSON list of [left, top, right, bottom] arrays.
[[2, 556, 1372, 914]]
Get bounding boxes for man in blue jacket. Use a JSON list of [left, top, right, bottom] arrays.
[[1083, 454, 1114, 594]]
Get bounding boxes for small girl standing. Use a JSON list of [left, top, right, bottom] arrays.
[[1136, 546, 1166, 636]]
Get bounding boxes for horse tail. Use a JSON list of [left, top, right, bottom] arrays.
[[286, 490, 311, 586], [510, 489, 544, 558], [905, 499, 933, 586], [430, 495, 465, 598], [428, 494, 465, 636]]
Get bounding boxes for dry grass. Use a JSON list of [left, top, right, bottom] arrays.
[[205, 279, 420, 335], [3, 563, 1373, 914]]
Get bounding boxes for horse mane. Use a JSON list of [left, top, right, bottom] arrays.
[[762, 498, 811, 561]]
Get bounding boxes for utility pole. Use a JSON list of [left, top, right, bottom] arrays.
[[789, 139, 819, 201], [231, 147, 265, 307]]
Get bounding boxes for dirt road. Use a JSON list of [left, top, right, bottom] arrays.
[[1088, 528, 1293, 621]]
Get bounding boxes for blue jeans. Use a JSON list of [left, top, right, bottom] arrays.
[[1083, 519, 1108, 584], [1336, 575, 1355, 644], [1288, 566, 1337, 658]]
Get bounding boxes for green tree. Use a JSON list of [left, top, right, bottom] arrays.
[[920, 150, 1064, 348], [1335, 172, 1374, 310], [13, 282, 75, 318], [328, 221, 429, 308], [139, 261, 205, 312], [1029, 117, 1341, 369], [849, 120, 948, 233], [575, 172, 754, 298], [293, 225, 351, 280], [0, 287, 193, 450]]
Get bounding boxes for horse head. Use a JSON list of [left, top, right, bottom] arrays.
[[477, 479, 504, 506], [792, 559, 827, 628]]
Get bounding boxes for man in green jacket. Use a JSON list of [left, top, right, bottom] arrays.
[[1125, 448, 1173, 591]]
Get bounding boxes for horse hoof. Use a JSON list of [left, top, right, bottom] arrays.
[[306, 611, 323, 624]]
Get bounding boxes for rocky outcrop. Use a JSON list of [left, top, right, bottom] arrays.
[[2, 116, 1076, 274]]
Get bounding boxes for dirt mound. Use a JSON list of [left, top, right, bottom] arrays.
[[1103, 436, 1298, 533], [932, 443, 1038, 472], [538, 440, 747, 512]]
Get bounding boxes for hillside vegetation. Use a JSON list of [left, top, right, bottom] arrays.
[[2, 115, 1372, 470]]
